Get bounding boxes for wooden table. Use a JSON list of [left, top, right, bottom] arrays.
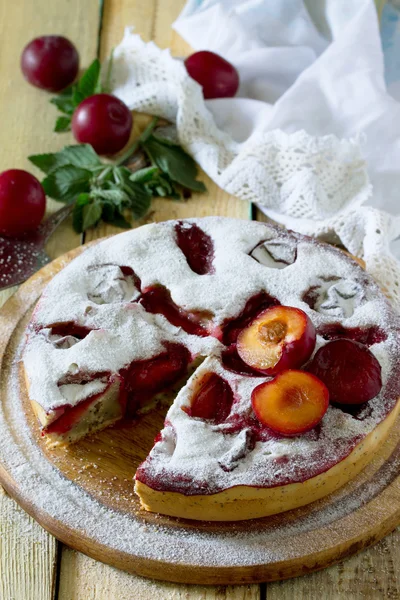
[[0, 1, 399, 598]]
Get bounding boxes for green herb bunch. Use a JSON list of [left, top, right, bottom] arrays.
[[29, 58, 206, 234]]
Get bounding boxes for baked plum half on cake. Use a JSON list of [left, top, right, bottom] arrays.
[[23, 217, 400, 521]]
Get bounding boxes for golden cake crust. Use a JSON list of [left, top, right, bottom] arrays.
[[135, 398, 400, 521]]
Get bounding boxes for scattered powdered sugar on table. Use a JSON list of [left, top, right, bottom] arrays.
[[1, 343, 400, 569], [0, 218, 398, 566], [0, 222, 399, 566]]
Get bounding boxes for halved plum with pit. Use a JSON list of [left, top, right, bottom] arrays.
[[221, 345, 262, 377], [237, 306, 316, 375], [251, 370, 329, 436], [222, 291, 279, 346]]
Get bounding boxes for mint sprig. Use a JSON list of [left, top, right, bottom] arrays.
[[28, 118, 206, 234], [50, 59, 103, 132], [142, 135, 207, 193]]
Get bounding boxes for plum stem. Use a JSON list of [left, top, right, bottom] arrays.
[[115, 117, 159, 167]]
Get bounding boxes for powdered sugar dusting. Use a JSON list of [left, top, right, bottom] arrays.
[[136, 349, 399, 493], [1, 348, 400, 572], [1, 276, 400, 576], [23, 217, 400, 493]]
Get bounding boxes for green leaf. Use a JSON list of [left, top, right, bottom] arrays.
[[72, 193, 91, 233], [94, 78, 103, 94], [94, 166, 113, 185], [155, 185, 167, 196], [144, 172, 181, 199], [91, 188, 130, 206], [50, 60, 102, 131], [142, 136, 206, 193], [73, 89, 83, 106], [111, 212, 132, 228], [115, 165, 141, 186], [59, 145, 102, 169], [100, 201, 116, 222], [157, 174, 174, 195], [42, 165, 92, 202], [129, 166, 159, 183], [50, 87, 75, 115], [151, 132, 178, 147], [101, 203, 132, 229], [54, 116, 71, 132], [112, 166, 124, 186], [126, 182, 152, 219], [29, 144, 101, 175], [102, 205, 131, 229], [82, 59, 101, 94], [29, 153, 64, 175], [74, 59, 101, 104], [82, 200, 102, 230]]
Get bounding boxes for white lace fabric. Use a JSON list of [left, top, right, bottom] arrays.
[[109, 28, 400, 311]]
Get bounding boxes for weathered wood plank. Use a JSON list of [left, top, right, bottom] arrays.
[[0, 0, 100, 256], [3, 0, 397, 598], [0, 0, 100, 306], [0, 1, 100, 599], [58, 548, 260, 600], [0, 486, 58, 600], [153, 0, 192, 53], [100, 0, 157, 47], [267, 528, 400, 599], [84, 0, 159, 243]]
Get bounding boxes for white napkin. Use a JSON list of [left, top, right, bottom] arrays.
[[109, 0, 400, 309]]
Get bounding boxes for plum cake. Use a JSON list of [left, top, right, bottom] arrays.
[[23, 217, 400, 521]]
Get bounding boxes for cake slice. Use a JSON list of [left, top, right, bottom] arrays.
[[135, 353, 400, 521]]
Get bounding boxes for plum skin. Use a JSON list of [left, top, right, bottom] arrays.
[[21, 35, 79, 92], [71, 94, 133, 155], [187, 372, 234, 424], [0, 169, 46, 237], [267, 314, 316, 375], [237, 306, 316, 376], [184, 51, 239, 99], [308, 338, 382, 405]]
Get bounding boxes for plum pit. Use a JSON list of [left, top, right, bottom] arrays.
[[237, 306, 316, 375]]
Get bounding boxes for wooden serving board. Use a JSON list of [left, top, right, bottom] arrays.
[[1, 245, 400, 586]]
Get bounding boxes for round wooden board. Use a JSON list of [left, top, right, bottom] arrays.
[[1, 244, 400, 586]]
